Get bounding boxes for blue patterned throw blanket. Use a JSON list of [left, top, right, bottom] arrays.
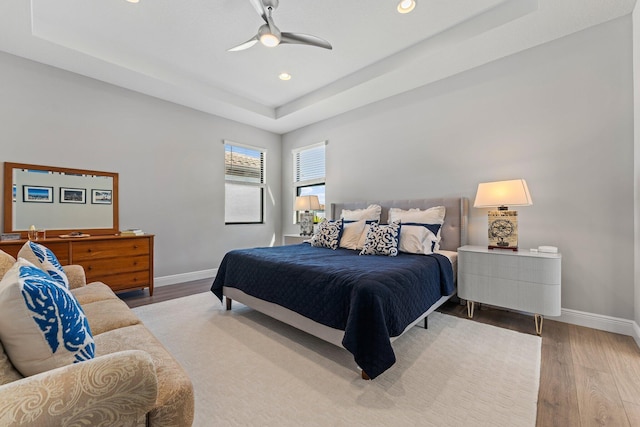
[[211, 244, 454, 379]]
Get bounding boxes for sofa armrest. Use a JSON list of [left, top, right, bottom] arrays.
[[0, 350, 158, 427], [63, 264, 87, 289]]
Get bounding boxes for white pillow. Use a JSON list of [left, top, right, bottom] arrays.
[[339, 219, 366, 250], [18, 241, 69, 289], [388, 206, 446, 255], [341, 204, 382, 250], [0, 258, 95, 376], [341, 204, 382, 222]]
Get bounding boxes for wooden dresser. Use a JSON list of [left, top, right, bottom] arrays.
[[0, 234, 154, 295]]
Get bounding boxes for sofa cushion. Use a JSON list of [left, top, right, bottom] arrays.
[[94, 324, 195, 427], [81, 298, 141, 335], [0, 340, 23, 386], [72, 282, 119, 305], [62, 265, 87, 290], [0, 259, 95, 376], [0, 250, 16, 281], [18, 241, 69, 289]]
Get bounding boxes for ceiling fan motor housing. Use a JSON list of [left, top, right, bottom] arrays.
[[263, 0, 279, 11]]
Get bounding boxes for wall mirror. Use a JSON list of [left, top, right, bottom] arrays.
[[3, 162, 119, 238]]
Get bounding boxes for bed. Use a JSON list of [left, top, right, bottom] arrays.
[[211, 198, 468, 379]]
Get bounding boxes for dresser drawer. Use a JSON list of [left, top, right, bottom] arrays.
[[72, 238, 150, 261], [96, 271, 151, 292], [81, 255, 149, 280]]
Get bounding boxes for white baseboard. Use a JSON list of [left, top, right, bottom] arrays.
[[154, 268, 218, 288], [557, 308, 639, 341]]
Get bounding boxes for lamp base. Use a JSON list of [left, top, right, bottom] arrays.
[[487, 210, 518, 251], [299, 211, 314, 236], [488, 245, 518, 251]]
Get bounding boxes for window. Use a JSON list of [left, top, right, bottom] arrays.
[[293, 141, 326, 223], [224, 141, 265, 224]]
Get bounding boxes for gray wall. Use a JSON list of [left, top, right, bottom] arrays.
[[282, 17, 635, 320], [0, 51, 282, 279]]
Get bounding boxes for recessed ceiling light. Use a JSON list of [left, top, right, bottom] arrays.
[[126, 0, 140, 3], [279, 73, 292, 81], [397, 0, 416, 14]]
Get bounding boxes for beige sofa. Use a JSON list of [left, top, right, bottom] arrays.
[[0, 252, 194, 427]]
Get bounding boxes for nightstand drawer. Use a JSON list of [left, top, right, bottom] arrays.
[[460, 250, 561, 285]]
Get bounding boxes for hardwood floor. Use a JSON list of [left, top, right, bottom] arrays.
[[120, 282, 640, 426]]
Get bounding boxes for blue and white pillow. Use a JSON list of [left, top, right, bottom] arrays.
[[18, 241, 69, 288], [0, 258, 95, 376], [360, 221, 401, 257], [310, 219, 343, 250], [388, 206, 446, 254]]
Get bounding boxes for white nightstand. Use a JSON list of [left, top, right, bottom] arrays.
[[282, 234, 310, 245], [457, 245, 561, 335]]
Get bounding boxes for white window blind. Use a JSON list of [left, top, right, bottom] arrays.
[[293, 142, 325, 185], [224, 142, 265, 224]]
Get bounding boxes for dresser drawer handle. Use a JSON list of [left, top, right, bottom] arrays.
[[133, 278, 138, 282], [133, 261, 138, 266], [87, 249, 92, 253], [133, 245, 138, 249], [87, 266, 93, 271]]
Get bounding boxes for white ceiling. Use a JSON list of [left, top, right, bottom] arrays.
[[0, 0, 635, 134]]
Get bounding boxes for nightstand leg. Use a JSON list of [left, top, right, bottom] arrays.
[[466, 300, 475, 318], [534, 314, 543, 335]]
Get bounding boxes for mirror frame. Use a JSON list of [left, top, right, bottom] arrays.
[[3, 162, 119, 238]]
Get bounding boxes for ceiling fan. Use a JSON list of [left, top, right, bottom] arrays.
[[228, 0, 332, 52]]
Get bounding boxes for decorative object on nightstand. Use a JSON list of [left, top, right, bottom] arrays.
[[457, 245, 561, 335], [473, 179, 532, 250], [295, 195, 320, 236]]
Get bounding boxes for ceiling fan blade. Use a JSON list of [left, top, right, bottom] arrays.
[[227, 36, 259, 52], [280, 32, 332, 50], [249, 0, 269, 23], [266, 15, 281, 40]]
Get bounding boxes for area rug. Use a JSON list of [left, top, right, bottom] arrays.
[[132, 292, 541, 426]]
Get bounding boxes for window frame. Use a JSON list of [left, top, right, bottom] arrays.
[[292, 141, 326, 224], [224, 140, 266, 225]]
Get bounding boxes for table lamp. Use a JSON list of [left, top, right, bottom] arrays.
[[473, 179, 532, 250], [295, 195, 320, 236]]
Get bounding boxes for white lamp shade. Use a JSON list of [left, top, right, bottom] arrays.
[[295, 195, 321, 211], [473, 179, 533, 208]]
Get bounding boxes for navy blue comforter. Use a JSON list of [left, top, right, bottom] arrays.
[[211, 244, 454, 379]]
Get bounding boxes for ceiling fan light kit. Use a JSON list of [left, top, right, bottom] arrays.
[[229, 0, 332, 52]]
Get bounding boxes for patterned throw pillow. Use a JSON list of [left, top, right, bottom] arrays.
[[0, 258, 95, 376], [310, 219, 343, 250], [18, 241, 69, 288], [360, 221, 401, 257]]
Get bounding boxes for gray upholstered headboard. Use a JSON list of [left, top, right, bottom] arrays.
[[330, 198, 468, 252]]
